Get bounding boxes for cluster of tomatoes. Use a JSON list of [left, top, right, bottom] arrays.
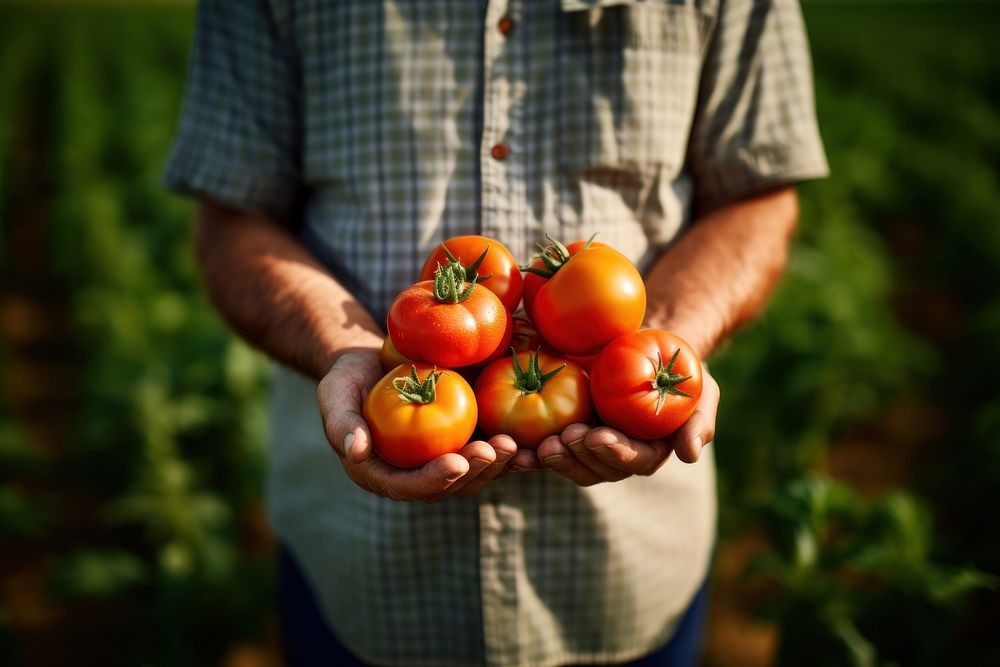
[[362, 234, 703, 469]]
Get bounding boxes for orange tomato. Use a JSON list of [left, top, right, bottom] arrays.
[[521, 238, 608, 316], [362, 364, 477, 469], [378, 335, 410, 372], [528, 237, 645, 356], [474, 349, 592, 449]]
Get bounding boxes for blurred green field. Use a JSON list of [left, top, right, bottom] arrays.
[[1, 2, 998, 666]]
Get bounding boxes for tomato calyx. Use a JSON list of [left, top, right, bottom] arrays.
[[652, 349, 693, 414], [511, 348, 566, 395], [392, 365, 443, 404], [521, 232, 599, 278], [441, 242, 493, 284], [432, 261, 480, 303]]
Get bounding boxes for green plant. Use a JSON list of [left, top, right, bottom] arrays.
[[749, 477, 995, 667]]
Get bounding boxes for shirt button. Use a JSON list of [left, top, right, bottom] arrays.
[[491, 143, 509, 161], [498, 17, 514, 35]]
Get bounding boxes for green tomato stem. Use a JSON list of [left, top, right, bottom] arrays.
[[511, 348, 565, 395], [392, 365, 442, 404], [432, 260, 479, 303], [652, 348, 693, 414], [520, 232, 599, 278], [442, 242, 493, 284]]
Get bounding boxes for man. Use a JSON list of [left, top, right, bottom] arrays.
[[165, 1, 827, 665]]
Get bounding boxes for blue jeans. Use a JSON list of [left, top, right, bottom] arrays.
[[278, 544, 709, 667]]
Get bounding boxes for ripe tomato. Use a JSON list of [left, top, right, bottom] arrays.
[[457, 314, 515, 388], [379, 335, 410, 372], [475, 349, 593, 449], [521, 238, 608, 316], [509, 314, 549, 353], [362, 364, 477, 469], [387, 268, 510, 368], [562, 349, 600, 372], [419, 235, 523, 312], [589, 329, 702, 440], [527, 236, 645, 356]]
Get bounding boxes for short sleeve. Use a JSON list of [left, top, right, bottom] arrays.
[[163, 0, 301, 221], [687, 0, 829, 208]]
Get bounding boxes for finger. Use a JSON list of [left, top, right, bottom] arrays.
[[537, 435, 604, 486], [358, 452, 470, 501], [560, 422, 592, 446], [454, 436, 517, 497], [673, 373, 720, 464], [583, 427, 672, 476], [563, 435, 631, 482], [427, 441, 497, 500], [500, 447, 541, 477]]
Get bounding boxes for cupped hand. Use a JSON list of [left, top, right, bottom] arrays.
[[317, 350, 517, 501], [529, 367, 720, 486]]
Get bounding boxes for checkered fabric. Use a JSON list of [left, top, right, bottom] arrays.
[[165, 1, 827, 665]]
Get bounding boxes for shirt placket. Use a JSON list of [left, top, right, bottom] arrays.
[[478, 8, 523, 665], [479, 0, 517, 243], [479, 489, 523, 666]]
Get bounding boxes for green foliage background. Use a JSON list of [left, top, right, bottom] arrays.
[[1, 2, 997, 665]]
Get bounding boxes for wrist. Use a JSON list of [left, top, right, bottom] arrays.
[[313, 332, 384, 379], [642, 314, 718, 360]]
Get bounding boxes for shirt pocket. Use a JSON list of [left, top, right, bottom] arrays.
[[556, 0, 717, 173]]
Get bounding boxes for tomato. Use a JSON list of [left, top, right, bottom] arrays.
[[419, 235, 523, 312], [509, 314, 549, 353], [477, 309, 515, 365], [475, 349, 593, 449], [457, 314, 514, 387], [362, 364, 477, 469], [387, 266, 510, 368], [562, 349, 600, 372], [521, 238, 608, 316], [379, 335, 410, 372], [527, 235, 645, 356], [589, 329, 702, 440]]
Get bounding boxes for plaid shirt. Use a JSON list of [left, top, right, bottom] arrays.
[[165, 1, 827, 665]]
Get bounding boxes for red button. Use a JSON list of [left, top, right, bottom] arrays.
[[491, 143, 509, 161], [498, 17, 514, 35]]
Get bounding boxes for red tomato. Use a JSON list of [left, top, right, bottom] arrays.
[[458, 314, 515, 387], [528, 236, 645, 356], [562, 349, 600, 372], [589, 330, 703, 440], [379, 335, 410, 372], [475, 349, 593, 449], [362, 364, 477, 469], [419, 235, 523, 312], [387, 269, 510, 368], [509, 314, 549, 353]]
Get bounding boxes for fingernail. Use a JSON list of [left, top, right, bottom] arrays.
[[693, 436, 704, 450], [588, 444, 611, 456], [510, 465, 530, 472], [446, 473, 464, 483], [543, 455, 565, 466], [343, 432, 355, 456]]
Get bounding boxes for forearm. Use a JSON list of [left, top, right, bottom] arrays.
[[193, 198, 384, 380], [643, 187, 799, 358]]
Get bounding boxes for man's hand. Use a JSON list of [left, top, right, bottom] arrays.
[[509, 368, 720, 486], [317, 350, 517, 501]]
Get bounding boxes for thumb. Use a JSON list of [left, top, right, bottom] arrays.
[[340, 418, 374, 465], [318, 365, 375, 465]]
